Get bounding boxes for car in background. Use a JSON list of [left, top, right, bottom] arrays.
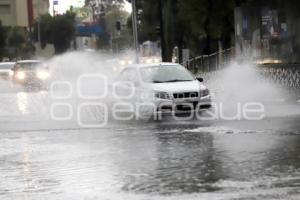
[[12, 60, 50, 89], [114, 63, 211, 118], [0, 62, 15, 80]]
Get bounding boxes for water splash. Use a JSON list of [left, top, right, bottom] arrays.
[[204, 59, 300, 119]]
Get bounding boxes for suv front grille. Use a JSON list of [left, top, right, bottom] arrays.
[[173, 92, 199, 99]]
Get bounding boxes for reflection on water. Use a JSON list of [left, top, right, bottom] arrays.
[[13, 91, 51, 119], [22, 142, 34, 192], [1, 124, 300, 199], [120, 131, 224, 194], [17, 92, 28, 115]]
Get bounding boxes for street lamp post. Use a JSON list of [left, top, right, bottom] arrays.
[[158, 0, 166, 62], [37, 17, 41, 46], [131, 0, 139, 63]]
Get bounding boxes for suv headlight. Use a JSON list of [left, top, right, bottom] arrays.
[[16, 71, 26, 80], [200, 88, 210, 97], [154, 91, 171, 99]]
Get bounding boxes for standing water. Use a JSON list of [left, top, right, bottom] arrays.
[[0, 52, 300, 200]]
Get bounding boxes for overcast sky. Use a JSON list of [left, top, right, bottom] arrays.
[[49, 0, 132, 15]]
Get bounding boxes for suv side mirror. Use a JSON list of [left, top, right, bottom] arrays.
[[197, 77, 204, 82]]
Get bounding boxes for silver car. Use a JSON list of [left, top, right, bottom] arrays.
[[0, 62, 15, 80], [12, 60, 50, 89], [114, 63, 211, 117]]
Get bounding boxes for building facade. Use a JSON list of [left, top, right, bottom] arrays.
[[0, 0, 49, 28], [235, 4, 300, 63]]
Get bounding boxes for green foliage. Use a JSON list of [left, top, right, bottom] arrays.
[[178, 0, 235, 55], [177, 0, 207, 38], [33, 12, 75, 54], [33, 14, 52, 49], [84, 0, 129, 50], [132, 0, 236, 58], [138, 0, 160, 42], [6, 27, 34, 59], [7, 27, 25, 48], [85, 0, 124, 9], [105, 6, 130, 34], [105, 7, 131, 50], [51, 12, 76, 54], [126, 0, 160, 43], [0, 21, 6, 60]]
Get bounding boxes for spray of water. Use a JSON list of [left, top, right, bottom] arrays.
[[44, 50, 154, 126], [2, 51, 296, 126], [206, 59, 300, 118]]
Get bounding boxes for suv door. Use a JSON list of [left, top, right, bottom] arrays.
[[115, 68, 140, 101]]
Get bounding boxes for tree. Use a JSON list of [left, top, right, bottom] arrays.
[[137, 0, 160, 43], [178, 0, 235, 56], [85, 0, 124, 10], [0, 21, 6, 60], [33, 12, 76, 54], [6, 27, 34, 59], [105, 6, 131, 51], [33, 14, 52, 49], [83, 0, 129, 50], [51, 12, 76, 54], [127, 0, 169, 60], [7, 27, 25, 47], [130, 0, 236, 60]]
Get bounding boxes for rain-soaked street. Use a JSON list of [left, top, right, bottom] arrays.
[[2, 0, 300, 199], [1, 85, 300, 200]]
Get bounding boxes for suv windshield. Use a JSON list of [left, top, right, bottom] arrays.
[[15, 62, 41, 70], [140, 65, 195, 83]]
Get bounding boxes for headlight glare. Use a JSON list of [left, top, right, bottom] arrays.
[[16, 71, 26, 80], [37, 70, 50, 80], [119, 60, 126, 65]]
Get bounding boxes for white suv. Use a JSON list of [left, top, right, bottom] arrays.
[[114, 63, 212, 117]]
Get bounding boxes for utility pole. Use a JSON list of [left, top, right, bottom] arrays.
[[131, 0, 139, 63], [158, 0, 166, 62], [36, 1, 41, 47], [37, 17, 41, 46]]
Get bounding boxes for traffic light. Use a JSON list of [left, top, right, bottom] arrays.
[[116, 21, 121, 31]]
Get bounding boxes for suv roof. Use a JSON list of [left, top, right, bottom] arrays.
[[127, 62, 179, 69]]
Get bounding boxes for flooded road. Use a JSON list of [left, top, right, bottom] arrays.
[[1, 89, 300, 200]]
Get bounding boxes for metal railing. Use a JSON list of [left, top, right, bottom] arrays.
[[182, 47, 235, 73], [259, 64, 300, 91], [183, 47, 300, 97]]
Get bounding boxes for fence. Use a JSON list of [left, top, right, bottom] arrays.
[[183, 48, 300, 89], [259, 64, 300, 92], [182, 47, 235, 74], [182, 48, 300, 99]]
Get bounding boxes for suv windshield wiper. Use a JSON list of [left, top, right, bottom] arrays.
[[152, 80, 164, 83], [151, 79, 193, 83], [163, 79, 193, 82]]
